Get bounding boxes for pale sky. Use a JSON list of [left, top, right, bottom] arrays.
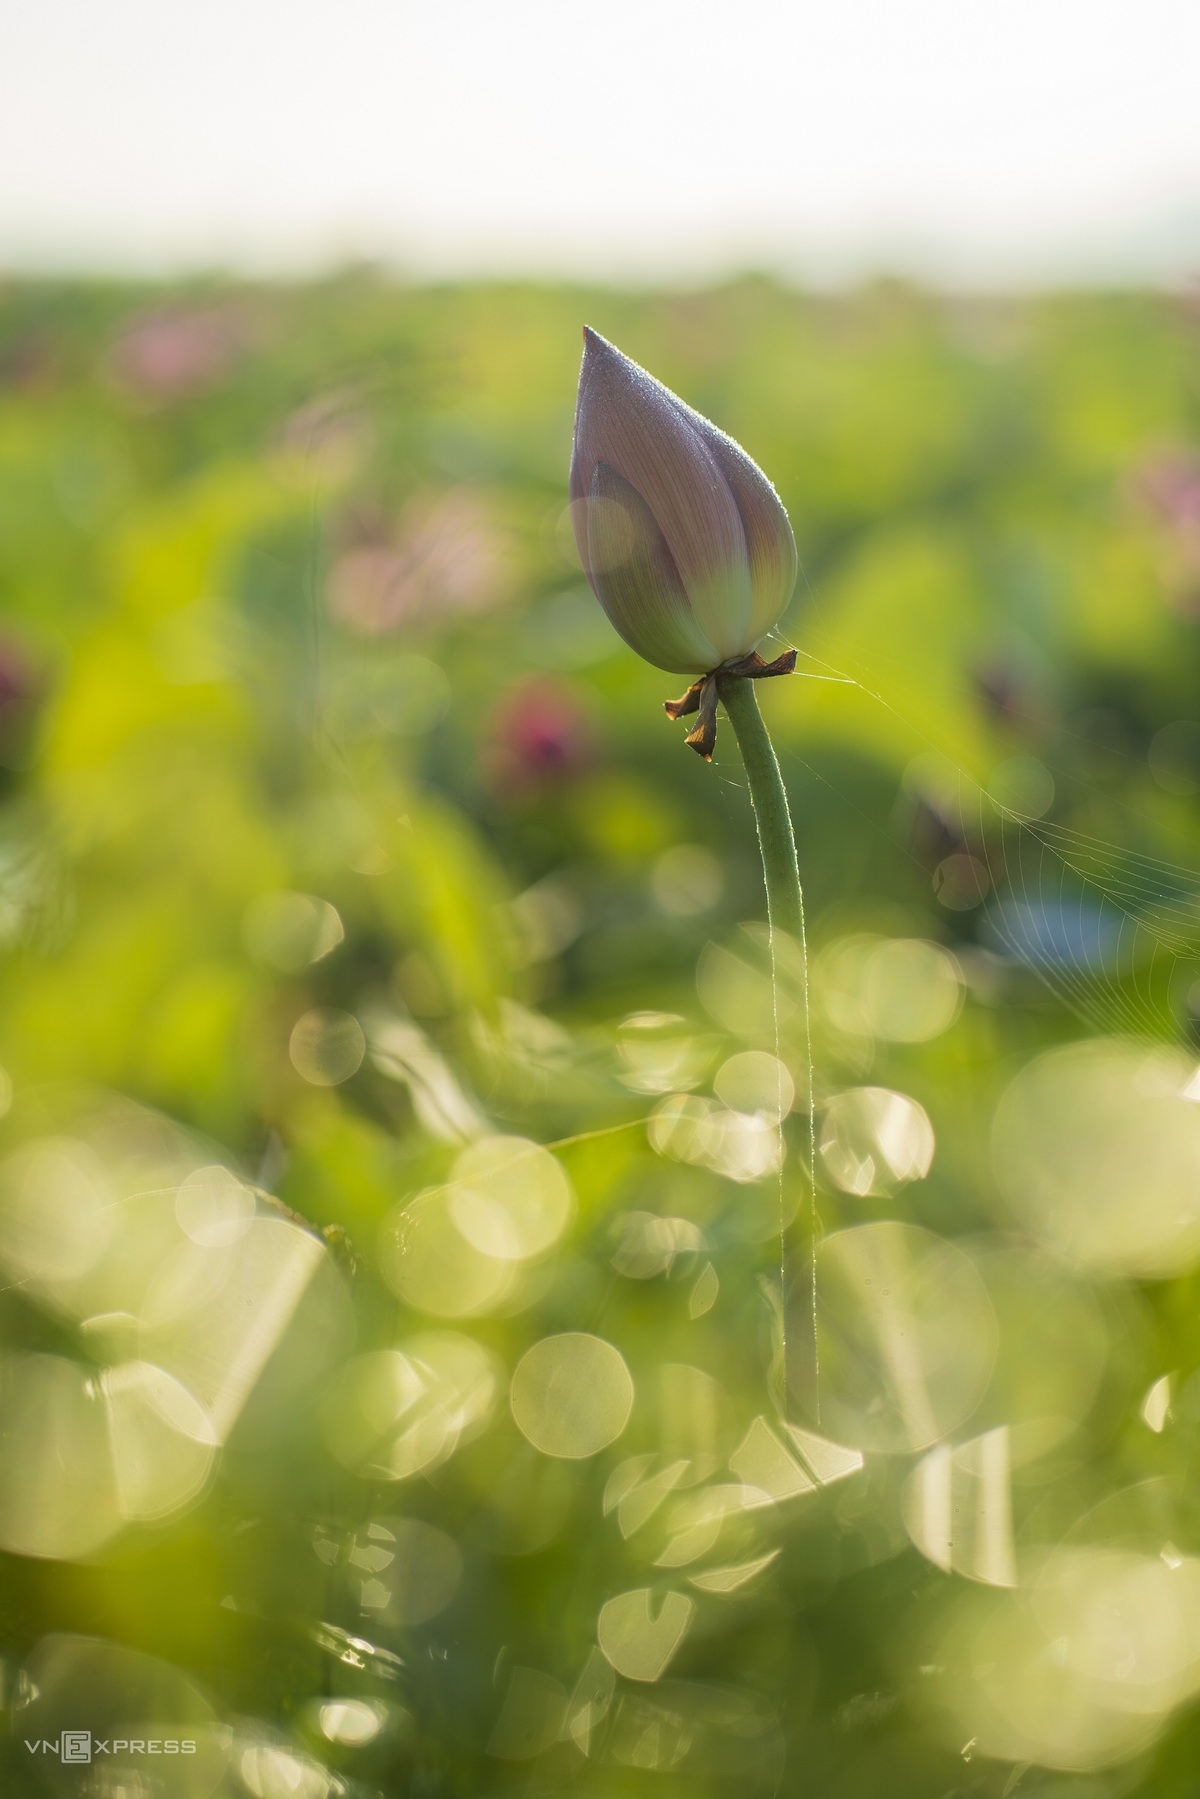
[[2, 0, 1199, 284]]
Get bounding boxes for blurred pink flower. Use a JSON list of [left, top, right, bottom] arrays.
[[1129, 446, 1200, 530], [327, 489, 513, 635], [109, 305, 252, 399], [484, 677, 596, 794], [1127, 445, 1200, 612]]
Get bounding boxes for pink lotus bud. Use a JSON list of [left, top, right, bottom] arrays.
[[569, 329, 797, 675]]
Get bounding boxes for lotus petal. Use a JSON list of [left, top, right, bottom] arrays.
[[685, 414, 797, 645], [573, 331, 752, 657], [571, 329, 797, 672], [587, 464, 718, 674]]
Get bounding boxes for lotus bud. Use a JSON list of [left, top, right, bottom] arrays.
[[569, 328, 799, 756]]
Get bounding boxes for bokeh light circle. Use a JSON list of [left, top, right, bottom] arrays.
[[993, 1039, 1200, 1276], [448, 1136, 573, 1262], [0, 1353, 121, 1558], [323, 1333, 497, 1480], [819, 1087, 935, 1196], [510, 1333, 633, 1459], [930, 1548, 1200, 1770], [597, 1587, 694, 1682], [0, 1137, 114, 1292], [175, 1164, 255, 1247], [813, 1222, 996, 1453], [713, 1050, 794, 1121], [816, 934, 962, 1043], [357, 1516, 464, 1625], [859, 938, 963, 1041], [318, 1698, 387, 1747], [242, 890, 344, 972], [288, 1008, 366, 1086], [379, 1186, 514, 1317]]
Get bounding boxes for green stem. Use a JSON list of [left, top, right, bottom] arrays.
[[717, 672, 818, 1420], [716, 676, 803, 939]]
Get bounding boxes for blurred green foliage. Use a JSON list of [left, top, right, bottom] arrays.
[[2, 271, 1200, 1798]]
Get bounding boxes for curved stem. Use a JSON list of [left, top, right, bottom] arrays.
[[716, 676, 803, 939], [717, 672, 818, 1420]]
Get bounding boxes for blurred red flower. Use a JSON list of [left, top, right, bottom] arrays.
[[483, 677, 596, 795]]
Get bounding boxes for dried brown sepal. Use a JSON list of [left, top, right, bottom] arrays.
[[719, 647, 798, 681], [663, 678, 706, 721], [666, 646, 798, 758], [684, 677, 721, 760]]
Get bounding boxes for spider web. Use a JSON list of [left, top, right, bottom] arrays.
[[781, 643, 1200, 1044]]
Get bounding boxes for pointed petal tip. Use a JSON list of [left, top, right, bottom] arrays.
[[578, 325, 611, 388], [582, 325, 618, 359]]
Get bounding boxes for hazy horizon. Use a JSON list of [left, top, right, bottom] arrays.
[[3, 0, 1198, 291]]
